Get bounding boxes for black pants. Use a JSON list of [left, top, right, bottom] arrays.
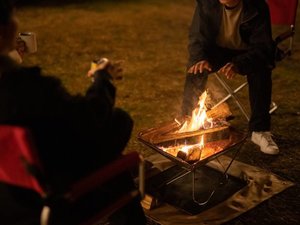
[[181, 47, 272, 132]]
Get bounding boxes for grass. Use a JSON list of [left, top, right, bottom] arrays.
[[18, 0, 195, 157], [18, 1, 300, 224]]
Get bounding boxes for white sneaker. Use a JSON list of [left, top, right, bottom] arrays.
[[251, 131, 279, 155]]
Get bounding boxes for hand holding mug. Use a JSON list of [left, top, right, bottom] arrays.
[[87, 58, 123, 80], [18, 32, 37, 54]]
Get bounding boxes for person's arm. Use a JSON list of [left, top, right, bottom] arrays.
[[85, 58, 124, 110], [188, 3, 205, 67], [188, 1, 216, 74]]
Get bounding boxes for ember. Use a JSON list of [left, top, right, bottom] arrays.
[[160, 138, 231, 163], [158, 91, 232, 163], [161, 135, 204, 161]]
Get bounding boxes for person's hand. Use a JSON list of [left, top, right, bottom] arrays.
[[217, 62, 237, 79], [15, 37, 26, 58], [188, 60, 212, 74], [87, 58, 123, 80]]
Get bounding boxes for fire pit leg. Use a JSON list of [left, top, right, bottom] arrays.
[[191, 140, 245, 205], [192, 170, 217, 206], [154, 168, 192, 191], [165, 169, 191, 186]]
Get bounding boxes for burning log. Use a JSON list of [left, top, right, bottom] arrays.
[[141, 123, 230, 147], [141, 194, 160, 210], [138, 102, 232, 146], [159, 125, 229, 146], [206, 102, 232, 119], [162, 139, 231, 163], [176, 146, 201, 162], [138, 98, 236, 164]]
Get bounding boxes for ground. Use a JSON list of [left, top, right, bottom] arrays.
[[17, 0, 300, 224]]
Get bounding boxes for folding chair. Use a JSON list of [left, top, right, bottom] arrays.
[[212, 0, 299, 121], [268, 0, 298, 60], [0, 125, 145, 225]]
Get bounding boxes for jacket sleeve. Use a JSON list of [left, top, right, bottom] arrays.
[[86, 70, 115, 108], [52, 69, 117, 136], [188, 2, 211, 68]]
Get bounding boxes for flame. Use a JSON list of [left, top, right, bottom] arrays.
[[199, 134, 204, 149], [178, 91, 213, 133]]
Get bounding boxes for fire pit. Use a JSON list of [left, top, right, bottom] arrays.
[[138, 126, 245, 171], [138, 91, 247, 205], [138, 91, 246, 171]]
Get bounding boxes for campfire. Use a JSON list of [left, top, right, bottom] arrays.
[[138, 90, 246, 167], [176, 91, 213, 133]]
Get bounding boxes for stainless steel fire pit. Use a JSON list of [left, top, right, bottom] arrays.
[[138, 123, 247, 205], [138, 125, 246, 171]]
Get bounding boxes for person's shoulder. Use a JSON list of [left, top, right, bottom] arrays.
[[0, 56, 62, 90], [20, 67, 64, 91]]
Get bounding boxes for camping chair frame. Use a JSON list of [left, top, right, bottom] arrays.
[[0, 125, 145, 225]]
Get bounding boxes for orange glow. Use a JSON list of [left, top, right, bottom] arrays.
[[177, 91, 213, 133], [161, 135, 204, 156]]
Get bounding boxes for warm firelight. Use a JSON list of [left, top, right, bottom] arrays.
[[160, 135, 205, 161], [178, 135, 204, 154], [176, 91, 213, 133], [161, 91, 215, 161], [159, 91, 226, 162]]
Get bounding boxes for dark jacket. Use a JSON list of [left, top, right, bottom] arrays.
[[188, 0, 275, 74], [0, 55, 132, 191]]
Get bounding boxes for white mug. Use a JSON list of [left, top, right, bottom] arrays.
[[19, 32, 37, 53]]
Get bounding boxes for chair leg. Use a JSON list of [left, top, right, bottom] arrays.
[[212, 73, 278, 122], [40, 206, 51, 225], [213, 73, 250, 121], [269, 101, 278, 114], [139, 155, 145, 199]]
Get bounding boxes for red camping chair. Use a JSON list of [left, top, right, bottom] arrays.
[[0, 125, 145, 225], [0, 125, 45, 196], [268, 0, 299, 59], [212, 0, 299, 121]]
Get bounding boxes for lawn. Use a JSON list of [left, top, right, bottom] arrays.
[[17, 0, 300, 224]]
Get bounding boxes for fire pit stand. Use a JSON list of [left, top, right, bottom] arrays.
[[138, 127, 247, 206]]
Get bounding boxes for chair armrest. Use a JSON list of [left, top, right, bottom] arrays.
[[41, 152, 145, 225], [274, 29, 295, 45], [274, 28, 295, 61], [65, 151, 142, 201]]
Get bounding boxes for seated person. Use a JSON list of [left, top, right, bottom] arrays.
[[0, 0, 146, 224], [182, 0, 279, 155]]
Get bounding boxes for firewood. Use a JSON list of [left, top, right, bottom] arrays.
[[153, 125, 230, 146], [206, 102, 232, 119], [140, 194, 160, 210], [138, 120, 180, 144], [138, 102, 232, 145], [186, 146, 202, 162], [162, 138, 232, 163], [189, 139, 231, 162], [177, 150, 188, 161]]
